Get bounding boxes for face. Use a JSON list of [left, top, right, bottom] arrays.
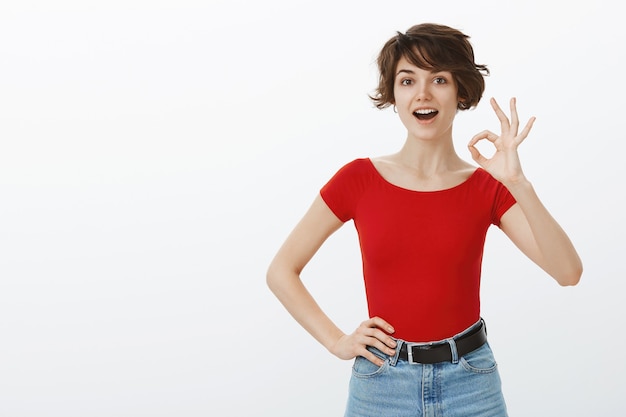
[[393, 55, 459, 141]]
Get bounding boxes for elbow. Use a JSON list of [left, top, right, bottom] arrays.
[[556, 262, 583, 287], [266, 261, 296, 295], [266, 263, 279, 294]]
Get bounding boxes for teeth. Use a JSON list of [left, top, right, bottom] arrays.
[[414, 109, 437, 114]]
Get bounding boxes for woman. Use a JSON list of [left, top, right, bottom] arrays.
[[266, 23, 582, 416]]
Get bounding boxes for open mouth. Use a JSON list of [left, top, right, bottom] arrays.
[[413, 109, 438, 121]]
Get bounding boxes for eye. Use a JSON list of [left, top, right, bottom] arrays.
[[433, 77, 447, 85], [400, 78, 412, 86]]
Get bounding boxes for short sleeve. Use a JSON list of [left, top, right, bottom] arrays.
[[491, 179, 516, 226], [320, 159, 370, 222]]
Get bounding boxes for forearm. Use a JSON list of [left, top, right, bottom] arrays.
[[266, 267, 345, 352], [504, 179, 583, 285]]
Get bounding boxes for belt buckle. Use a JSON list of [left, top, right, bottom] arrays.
[[406, 342, 433, 364], [407, 344, 416, 364]]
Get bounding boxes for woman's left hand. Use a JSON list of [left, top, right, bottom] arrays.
[[468, 97, 536, 186]]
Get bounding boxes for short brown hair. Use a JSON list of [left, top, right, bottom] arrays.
[[370, 23, 489, 110]]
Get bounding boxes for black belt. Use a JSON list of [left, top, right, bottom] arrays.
[[398, 320, 488, 364]]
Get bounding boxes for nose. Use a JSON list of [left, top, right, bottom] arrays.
[[414, 81, 431, 101]]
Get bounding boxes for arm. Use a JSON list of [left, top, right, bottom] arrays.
[[468, 98, 582, 286], [498, 187, 582, 286], [266, 195, 397, 365]]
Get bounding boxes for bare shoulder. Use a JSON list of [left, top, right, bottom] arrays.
[[369, 154, 478, 191], [370, 154, 475, 173], [369, 154, 400, 174], [457, 162, 479, 178]]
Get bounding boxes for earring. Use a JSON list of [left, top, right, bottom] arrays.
[[393, 105, 397, 113]]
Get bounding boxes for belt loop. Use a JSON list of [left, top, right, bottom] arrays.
[[447, 338, 459, 364], [389, 339, 402, 367]]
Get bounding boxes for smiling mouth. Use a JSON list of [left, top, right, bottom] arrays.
[[413, 109, 438, 121]]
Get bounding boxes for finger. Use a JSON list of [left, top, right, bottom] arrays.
[[468, 130, 498, 146], [361, 348, 386, 366], [517, 116, 536, 144], [368, 328, 397, 350], [351, 335, 389, 366], [359, 321, 397, 349], [368, 316, 395, 334], [490, 97, 510, 131], [355, 333, 396, 358], [367, 336, 397, 356], [467, 143, 488, 167], [509, 97, 519, 134]]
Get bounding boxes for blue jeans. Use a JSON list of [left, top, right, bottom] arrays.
[[345, 322, 508, 417]]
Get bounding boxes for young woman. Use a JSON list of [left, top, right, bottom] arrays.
[[266, 23, 582, 416]]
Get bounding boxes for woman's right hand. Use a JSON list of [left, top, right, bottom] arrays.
[[330, 317, 397, 366]]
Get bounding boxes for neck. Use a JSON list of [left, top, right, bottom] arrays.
[[396, 134, 463, 176]]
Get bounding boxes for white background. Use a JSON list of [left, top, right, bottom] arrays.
[[1, 0, 624, 415]]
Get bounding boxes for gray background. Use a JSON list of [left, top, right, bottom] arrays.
[[1, 0, 624, 415]]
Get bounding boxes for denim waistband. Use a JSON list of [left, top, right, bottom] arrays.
[[389, 318, 486, 366]]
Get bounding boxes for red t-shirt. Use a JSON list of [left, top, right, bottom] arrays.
[[320, 158, 516, 342]]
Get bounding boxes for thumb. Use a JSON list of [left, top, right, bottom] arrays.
[[468, 143, 488, 167]]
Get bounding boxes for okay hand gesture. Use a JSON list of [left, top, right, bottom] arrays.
[[468, 97, 536, 186]]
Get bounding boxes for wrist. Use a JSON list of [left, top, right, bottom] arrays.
[[503, 176, 533, 195], [327, 332, 347, 356], [501, 173, 530, 190]]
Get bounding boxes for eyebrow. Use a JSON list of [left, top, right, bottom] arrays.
[[395, 68, 446, 77], [396, 69, 415, 76]]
